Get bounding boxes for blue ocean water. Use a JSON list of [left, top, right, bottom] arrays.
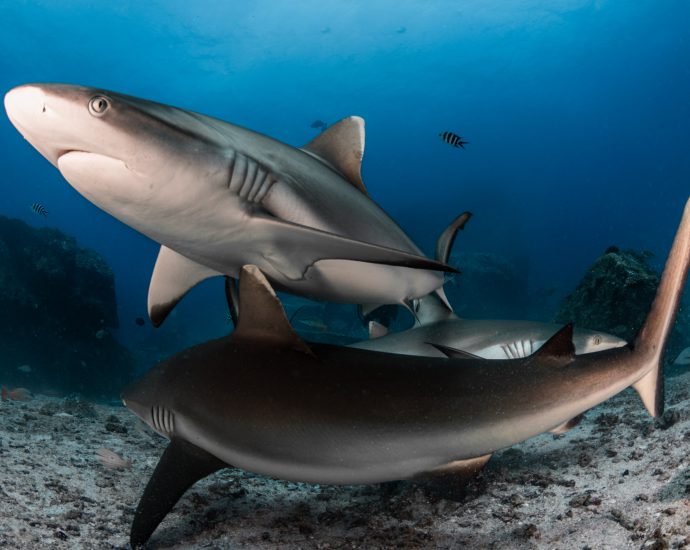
[[0, 0, 688, 351]]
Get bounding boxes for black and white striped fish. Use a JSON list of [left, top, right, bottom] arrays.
[[30, 202, 48, 217], [439, 131, 468, 149]]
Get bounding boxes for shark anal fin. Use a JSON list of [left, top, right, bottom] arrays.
[[301, 116, 367, 194], [530, 323, 576, 365], [426, 342, 481, 360], [235, 265, 314, 356], [436, 211, 472, 264], [549, 413, 585, 434], [148, 246, 222, 327], [130, 438, 227, 549]]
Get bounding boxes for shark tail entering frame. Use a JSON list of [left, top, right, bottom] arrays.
[[630, 198, 690, 418]]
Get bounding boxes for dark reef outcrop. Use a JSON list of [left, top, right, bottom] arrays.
[[555, 248, 689, 364], [0, 216, 135, 397]]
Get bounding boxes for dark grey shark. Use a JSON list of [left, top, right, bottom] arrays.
[[122, 197, 689, 547], [4, 84, 453, 326]]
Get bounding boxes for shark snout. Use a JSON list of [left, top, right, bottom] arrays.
[[4, 83, 87, 166]]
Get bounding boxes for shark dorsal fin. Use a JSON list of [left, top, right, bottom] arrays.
[[234, 265, 313, 355], [302, 116, 367, 195], [532, 324, 576, 365]]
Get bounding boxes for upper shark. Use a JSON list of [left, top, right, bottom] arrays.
[[4, 83, 454, 325], [123, 197, 689, 547]]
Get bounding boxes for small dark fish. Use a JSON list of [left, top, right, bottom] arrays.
[[134, 317, 146, 327], [439, 131, 469, 149], [30, 202, 48, 216], [310, 120, 328, 131]]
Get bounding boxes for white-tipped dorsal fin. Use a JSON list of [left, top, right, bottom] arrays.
[[148, 246, 222, 327], [302, 116, 367, 195], [368, 321, 389, 339], [235, 265, 313, 356]]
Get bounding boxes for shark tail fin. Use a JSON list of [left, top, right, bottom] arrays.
[[631, 198, 690, 418]]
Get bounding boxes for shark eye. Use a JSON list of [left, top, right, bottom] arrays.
[[88, 96, 110, 116], [593, 335, 602, 345]]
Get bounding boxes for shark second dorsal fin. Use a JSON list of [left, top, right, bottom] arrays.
[[531, 324, 576, 365], [436, 211, 472, 264], [234, 265, 313, 355], [301, 116, 367, 195], [148, 246, 222, 327]]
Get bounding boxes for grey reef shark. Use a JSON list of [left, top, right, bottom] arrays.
[[352, 212, 628, 358], [122, 197, 689, 547], [3, 83, 454, 326], [224, 211, 627, 357]]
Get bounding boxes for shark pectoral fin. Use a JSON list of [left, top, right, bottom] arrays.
[[549, 413, 585, 434], [148, 246, 223, 327], [254, 215, 458, 279], [130, 438, 227, 549], [224, 276, 240, 327], [529, 323, 576, 365], [235, 265, 314, 356], [301, 116, 367, 195], [426, 342, 481, 360], [435, 211, 472, 264], [368, 321, 389, 339]]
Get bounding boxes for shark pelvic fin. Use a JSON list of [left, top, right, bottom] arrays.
[[549, 413, 585, 434], [426, 342, 481, 360], [436, 211, 472, 264], [130, 438, 227, 549], [148, 246, 222, 327], [368, 320, 389, 339], [530, 324, 576, 365], [235, 265, 313, 356], [255, 214, 457, 280], [301, 116, 367, 195]]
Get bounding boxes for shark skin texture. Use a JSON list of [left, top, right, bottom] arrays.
[[122, 196, 689, 548], [4, 83, 454, 326]]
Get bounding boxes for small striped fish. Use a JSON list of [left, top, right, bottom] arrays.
[[439, 131, 468, 149], [30, 202, 48, 217]]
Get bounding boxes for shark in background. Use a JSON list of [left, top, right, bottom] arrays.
[[122, 196, 689, 547], [353, 210, 627, 357], [224, 210, 627, 358], [4, 83, 455, 326]]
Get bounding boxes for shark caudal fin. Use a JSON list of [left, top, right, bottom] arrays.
[[631, 198, 690, 417]]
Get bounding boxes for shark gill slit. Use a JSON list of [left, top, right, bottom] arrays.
[[227, 150, 275, 204]]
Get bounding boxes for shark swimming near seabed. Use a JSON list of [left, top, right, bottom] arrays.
[[3, 83, 454, 326], [352, 210, 627, 357], [224, 210, 627, 357], [122, 197, 689, 548]]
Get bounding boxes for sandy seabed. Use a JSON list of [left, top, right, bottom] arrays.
[[1, 369, 690, 550]]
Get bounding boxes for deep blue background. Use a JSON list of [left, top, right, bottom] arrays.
[[1, 0, 688, 349]]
